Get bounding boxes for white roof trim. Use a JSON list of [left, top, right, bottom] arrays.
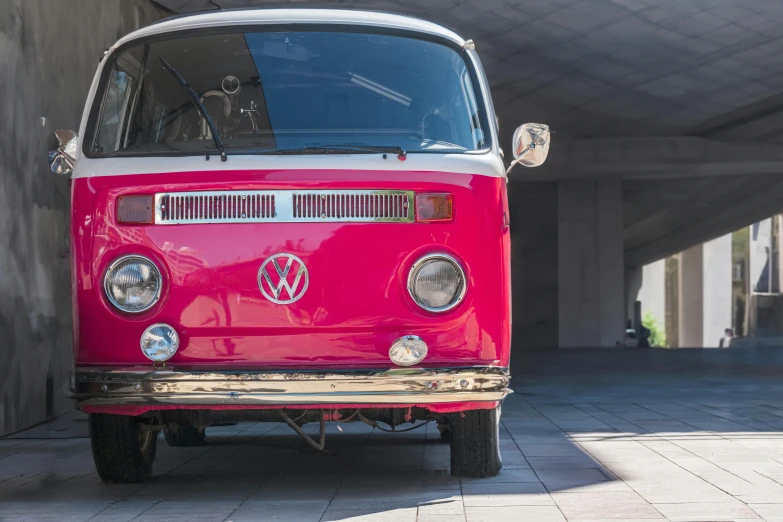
[[72, 153, 506, 179], [111, 9, 465, 51]]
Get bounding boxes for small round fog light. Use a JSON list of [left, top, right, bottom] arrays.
[[389, 335, 428, 367], [140, 323, 179, 362]]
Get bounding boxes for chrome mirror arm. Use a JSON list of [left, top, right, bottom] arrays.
[[505, 145, 535, 175]]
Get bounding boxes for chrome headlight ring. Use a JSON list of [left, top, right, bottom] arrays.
[[103, 254, 162, 313], [407, 253, 467, 313]]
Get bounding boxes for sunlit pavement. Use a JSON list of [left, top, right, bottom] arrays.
[[3, 350, 783, 521]]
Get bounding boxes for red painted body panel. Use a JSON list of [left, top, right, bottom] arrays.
[[71, 169, 511, 372]]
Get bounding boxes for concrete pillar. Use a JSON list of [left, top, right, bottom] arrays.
[[750, 219, 773, 293], [678, 246, 704, 348], [678, 234, 732, 347], [638, 260, 666, 329], [625, 265, 642, 328], [558, 180, 625, 348], [509, 182, 558, 350]]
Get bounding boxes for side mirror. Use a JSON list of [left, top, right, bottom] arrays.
[[49, 130, 78, 175], [506, 123, 550, 174]]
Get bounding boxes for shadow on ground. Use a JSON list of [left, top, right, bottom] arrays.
[[2, 348, 783, 521]]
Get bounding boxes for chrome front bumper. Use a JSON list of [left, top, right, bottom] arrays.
[[73, 367, 511, 407]]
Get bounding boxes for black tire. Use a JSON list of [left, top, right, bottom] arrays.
[[164, 425, 206, 447], [89, 413, 157, 483], [449, 407, 502, 478]]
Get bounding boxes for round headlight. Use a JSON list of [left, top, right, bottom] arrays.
[[389, 335, 428, 366], [140, 323, 179, 362], [408, 254, 466, 312], [104, 255, 161, 313]]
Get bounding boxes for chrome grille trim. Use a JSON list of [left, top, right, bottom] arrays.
[[155, 190, 414, 224]]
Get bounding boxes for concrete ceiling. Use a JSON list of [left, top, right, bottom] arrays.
[[153, 0, 783, 265], [155, 0, 783, 141]]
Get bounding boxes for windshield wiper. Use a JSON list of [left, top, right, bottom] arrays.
[[158, 57, 227, 162], [339, 145, 407, 158], [268, 145, 407, 159]]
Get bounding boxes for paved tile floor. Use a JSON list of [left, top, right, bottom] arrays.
[[3, 349, 783, 521]]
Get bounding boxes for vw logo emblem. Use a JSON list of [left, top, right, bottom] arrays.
[[258, 253, 309, 304]]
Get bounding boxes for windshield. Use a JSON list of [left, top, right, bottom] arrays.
[[89, 30, 489, 157]]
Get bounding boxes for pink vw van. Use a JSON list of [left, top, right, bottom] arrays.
[[50, 9, 550, 483]]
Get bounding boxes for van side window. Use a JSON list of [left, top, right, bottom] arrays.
[[461, 70, 485, 149], [94, 69, 135, 153], [94, 48, 145, 154]]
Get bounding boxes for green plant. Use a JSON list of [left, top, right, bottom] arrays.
[[643, 312, 667, 348]]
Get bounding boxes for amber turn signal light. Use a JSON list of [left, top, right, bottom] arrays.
[[415, 193, 453, 222], [117, 195, 153, 224]]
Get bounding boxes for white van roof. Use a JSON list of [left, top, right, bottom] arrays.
[[112, 9, 466, 51]]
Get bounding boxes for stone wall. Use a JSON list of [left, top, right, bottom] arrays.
[[0, 0, 165, 435]]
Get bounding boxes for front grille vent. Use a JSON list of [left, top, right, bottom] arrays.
[[154, 190, 413, 224], [292, 191, 412, 221], [156, 192, 275, 224]]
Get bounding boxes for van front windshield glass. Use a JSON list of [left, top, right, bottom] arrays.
[[91, 30, 489, 157]]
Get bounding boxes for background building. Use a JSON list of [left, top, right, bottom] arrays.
[[632, 216, 783, 348]]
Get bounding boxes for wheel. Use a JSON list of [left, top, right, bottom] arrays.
[[88, 413, 157, 483], [449, 407, 502, 478], [164, 425, 206, 447]]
